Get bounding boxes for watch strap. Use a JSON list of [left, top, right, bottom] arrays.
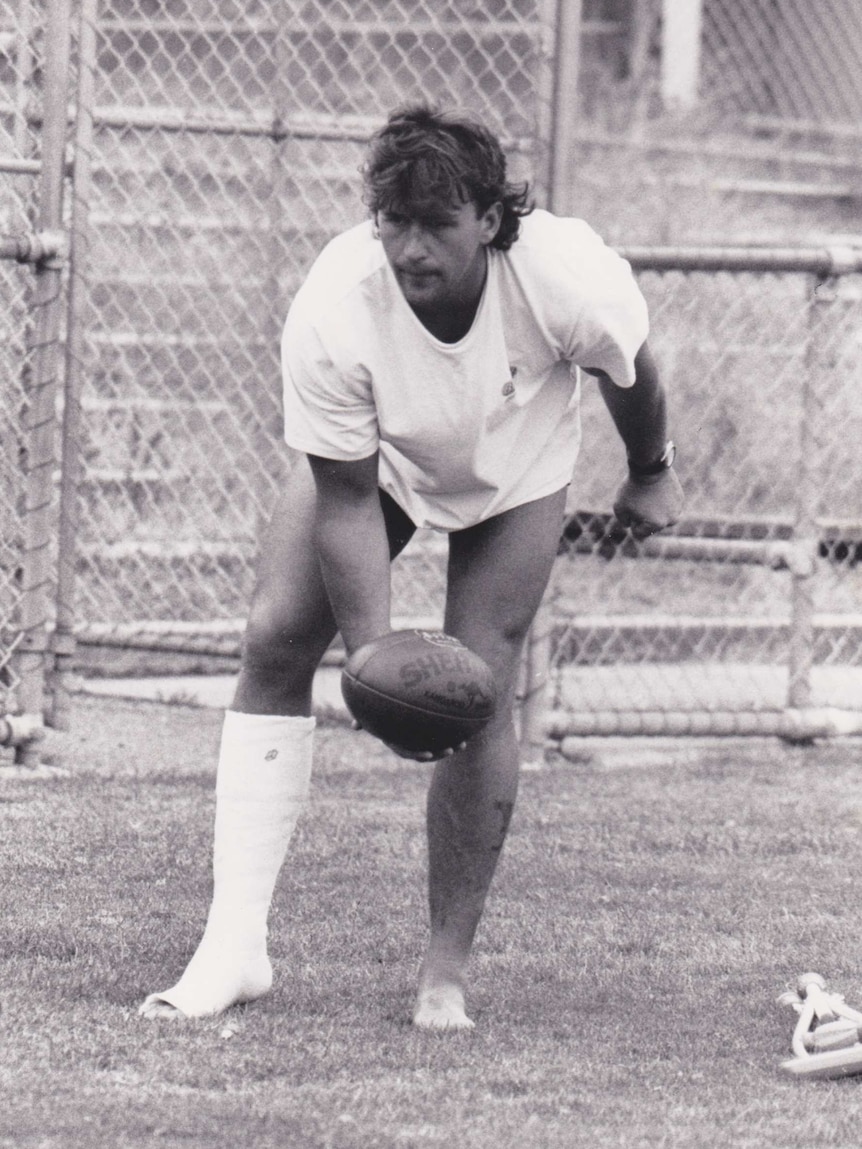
[[628, 440, 676, 477]]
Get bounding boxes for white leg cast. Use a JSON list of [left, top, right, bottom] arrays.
[[139, 711, 315, 1019]]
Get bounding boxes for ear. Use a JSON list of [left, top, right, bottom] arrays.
[[479, 202, 504, 246]]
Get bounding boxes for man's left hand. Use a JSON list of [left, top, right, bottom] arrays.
[[611, 467, 684, 540]]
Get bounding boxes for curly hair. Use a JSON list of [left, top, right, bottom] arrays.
[[361, 104, 534, 251]]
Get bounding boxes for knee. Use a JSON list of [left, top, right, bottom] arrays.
[[241, 596, 327, 679], [482, 614, 533, 669], [458, 624, 531, 716]]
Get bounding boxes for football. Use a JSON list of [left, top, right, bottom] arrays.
[[341, 629, 497, 756]]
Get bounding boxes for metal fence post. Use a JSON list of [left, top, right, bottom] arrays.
[[545, 0, 582, 216], [517, 0, 580, 758], [51, 0, 98, 731], [15, 0, 71, 762], [787, 272, 831, 715]]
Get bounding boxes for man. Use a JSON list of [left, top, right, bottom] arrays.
[[140, 105, 683, 1031]]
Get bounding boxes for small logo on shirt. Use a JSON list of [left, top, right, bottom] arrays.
[[502, 381, 515, 397]]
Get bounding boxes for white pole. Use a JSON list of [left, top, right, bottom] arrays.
[[547, 0, 583, 216], [661, 0, 703, 110]]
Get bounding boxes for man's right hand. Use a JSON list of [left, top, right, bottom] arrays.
[[350, 719, 465, 762]]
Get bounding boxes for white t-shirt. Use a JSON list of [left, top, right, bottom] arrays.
[[281, 209, 648, 531]]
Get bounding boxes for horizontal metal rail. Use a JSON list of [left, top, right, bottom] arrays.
[[0, 230, 66, 264], [551, 611, 862, 633], [743, 114, 862, 141], [547, 709, 862, 742], [0, 15, 617, 37], [72, 613, 862, 657], [91, 105, 362, 141], [79, 106, 533, 152], [15, 102, 533, 152], [566, 510, 862, 542], [619, 245, 862, 275], [92, 16, 618, 37], [0, 155, 40, 174], [561, 511, 862, 566]]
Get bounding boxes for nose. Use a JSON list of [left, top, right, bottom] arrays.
[[401, 222, 430, 263]]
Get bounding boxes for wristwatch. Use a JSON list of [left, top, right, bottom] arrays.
[[628, 440, 676, 477]]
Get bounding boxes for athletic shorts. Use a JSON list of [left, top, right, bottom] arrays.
[[379, 488, 416, 557]]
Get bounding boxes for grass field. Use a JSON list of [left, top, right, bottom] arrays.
[[5, 695, 862, 1148]]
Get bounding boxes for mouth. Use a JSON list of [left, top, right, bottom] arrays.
[[397, 267, 438, 285]]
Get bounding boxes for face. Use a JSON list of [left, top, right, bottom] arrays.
[[376, 199, 503, 313]]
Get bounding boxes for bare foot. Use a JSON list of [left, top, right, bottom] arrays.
[[413, 982, 475, 1031]]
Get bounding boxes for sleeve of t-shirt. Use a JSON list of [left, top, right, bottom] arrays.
[[281, 306, 379, 461], [559, 222, 649, 388]]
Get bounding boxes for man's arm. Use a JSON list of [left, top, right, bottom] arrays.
[[307, 452, 456, 763], [590, 341, 667, 466], [586, 341, 684, 537], [307, 451, 391, 655]]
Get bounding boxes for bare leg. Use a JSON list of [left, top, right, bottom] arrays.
[[233, 461, 341, 718], [140, 462, 335, 1020], [413, 488, 566, 1031], [414, 718, 519, 1030], [233, 469, 415, 716], [141, 461, 415, 1020]]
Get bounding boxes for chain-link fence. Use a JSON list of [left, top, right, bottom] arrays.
[[703, 0, 862, 124], [0, 249, 31, 712], [64, 0, 553, 682], [2, 1, 862, 761], [0, 0, 70, 762], [526, 250, 862, 751], [0, 0, 36, 727], [578, 0, 862, 127], [571, 0, 862, 245]]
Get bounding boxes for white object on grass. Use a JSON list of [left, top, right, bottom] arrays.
[[779, 972, 862, 1079]]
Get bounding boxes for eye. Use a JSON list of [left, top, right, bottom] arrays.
[[427, 216, 458, 231]]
